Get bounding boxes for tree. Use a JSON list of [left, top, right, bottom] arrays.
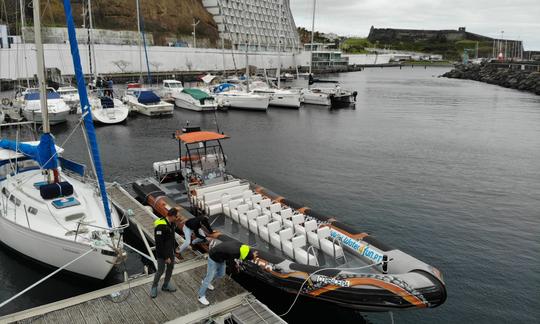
[[112, 60, 130, 73]]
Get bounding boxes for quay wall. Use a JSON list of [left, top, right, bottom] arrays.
[[0, 44, 306, 80], [442, 63, 540, 95]]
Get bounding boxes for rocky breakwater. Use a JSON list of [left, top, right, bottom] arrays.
[[442, 63, 540, 95]]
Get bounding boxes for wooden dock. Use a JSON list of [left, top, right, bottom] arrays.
[[0, 182, 284, 324]]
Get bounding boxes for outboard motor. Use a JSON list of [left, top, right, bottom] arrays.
[[352, 91, 358, 101]]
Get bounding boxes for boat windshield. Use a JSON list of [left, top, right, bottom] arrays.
[[183, 141, 226, 184], [166, 83, 182, 88]]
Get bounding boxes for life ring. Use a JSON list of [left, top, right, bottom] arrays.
[[1, 98, 11, 106]]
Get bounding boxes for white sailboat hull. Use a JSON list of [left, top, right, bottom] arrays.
[[216, 94, 269, 111], [92, 107, 129, 124], [0, 216, 116, 280]]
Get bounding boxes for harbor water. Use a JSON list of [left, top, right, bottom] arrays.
[[1, 67, 539, 323]]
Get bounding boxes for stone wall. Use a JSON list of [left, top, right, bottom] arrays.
[[442, 63, 540, 95]]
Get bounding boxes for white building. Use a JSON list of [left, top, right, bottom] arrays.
[[202, 0, 300, 52]]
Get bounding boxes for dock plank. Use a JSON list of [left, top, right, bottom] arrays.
[[131, 286, 168, 324]]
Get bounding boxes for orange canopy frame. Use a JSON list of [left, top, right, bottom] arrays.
[[175, 131, 229, 144]]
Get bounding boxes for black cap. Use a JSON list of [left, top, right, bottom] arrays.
[[167, 208, 178, 217]]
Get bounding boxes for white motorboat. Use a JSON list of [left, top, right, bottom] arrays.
[[122, 85, 174, 117], [89, 95, 129, 124], [213, 84, 269, 111], [301, 88, 332, 106], [303, 86, 357, 107], [250, 81, 301, 108], [57, 86, 80, 110], [0, 0, 125, 280], [19, 88, 71, 124], [157, 80, 183, 102], [173, 88, 218, 112]]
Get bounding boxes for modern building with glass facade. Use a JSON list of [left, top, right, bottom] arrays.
[[202, 0, 300, 52]]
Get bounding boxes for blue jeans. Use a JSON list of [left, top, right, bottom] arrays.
[[179, 226, 205, 253], [198, 258, 226, 298]]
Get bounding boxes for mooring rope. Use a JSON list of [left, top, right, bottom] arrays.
[[278, 260, 389, 317], [0, 248, 95, 309]]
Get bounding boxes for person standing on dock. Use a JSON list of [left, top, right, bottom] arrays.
[[178, 216, 214, 256], [198, 241, 257, 306], [150, 208, 179, 298]]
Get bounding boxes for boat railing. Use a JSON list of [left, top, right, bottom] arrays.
[[306, 245, 320, 267], [73, 218, 130, 243], [331, 234, 348, 265]]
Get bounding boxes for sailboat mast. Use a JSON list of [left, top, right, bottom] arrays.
[[32, 0, 49, 133], [309, 0, 316, 76], [88, 0, 97, 79], [136, 0, 143, 83], [277, 1, 282, 89], [19, 0, 30, 87]]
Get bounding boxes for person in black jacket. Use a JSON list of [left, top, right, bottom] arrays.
[[178, 216, 214, 255], [150, 208, 179, 298], [198, 241, 257, 305]]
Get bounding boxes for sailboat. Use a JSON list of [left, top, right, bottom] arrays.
[[122, 0, 173, 117], [83, 0, 129, 125], [0, 0, 125, 279], [301, 0, 356, 108]]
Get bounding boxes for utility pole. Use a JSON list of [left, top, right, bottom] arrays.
[[192, 19, 200, 48]]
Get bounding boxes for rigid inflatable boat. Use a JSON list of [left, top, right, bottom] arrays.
[[133, 126, 447, 311]]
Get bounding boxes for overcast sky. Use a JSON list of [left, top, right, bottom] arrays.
[[289, 0, 540, 50]]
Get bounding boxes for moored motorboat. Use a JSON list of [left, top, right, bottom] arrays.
[[157, 80, 183, 102], [89, 95, 129, 124], [122, 85, 174, 117], [57, 85, 80, 110], [250, 81, 301, 109], [133, 127, 447, 311], [19, 88, 71, 124], [213, 84, 269, 111], [173, 88, 219, 112]]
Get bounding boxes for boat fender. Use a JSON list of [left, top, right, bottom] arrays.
[[1, 98, 11, 106], [382, 255, 389, 274]]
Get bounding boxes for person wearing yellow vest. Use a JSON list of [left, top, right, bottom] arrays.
[[150, 208, 179, 298], [198, 241, 257, 306]]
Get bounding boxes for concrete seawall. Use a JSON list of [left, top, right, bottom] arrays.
[[0, 44, 307, 80]]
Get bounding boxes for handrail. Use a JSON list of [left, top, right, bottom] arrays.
[[331, 235, 348, 265]]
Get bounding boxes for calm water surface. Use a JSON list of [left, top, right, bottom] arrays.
[[1, 67, 539, 323]]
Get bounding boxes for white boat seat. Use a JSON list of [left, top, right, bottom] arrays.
[[223, 198, 243, 217], [263, 220, 280, 244], [249, 194, 262, 207], [231, 203, 249, 223], [271, 212, 283, 224], [280, 228, 295, 258], [251, 214, 269, 235], [320, 239, 344, 259], [242, 190, 253, 202], [205, 193, 231, 216], [291, 235, 316, 265], [269, 222, 283, 248], [307, 226, 331, 248], [199, 184, 250, 209], [193, 180, 241, 199], [269, 203, 282, 213], [280, 208, 293, 220], [284, 214, 304, 231], [243, 209, 259, 232], [304, 220, 318, 232], [255, 198, 272, 214]]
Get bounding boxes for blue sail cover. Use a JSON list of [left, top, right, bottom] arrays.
[[213, 83, 235, 94], [135, 90, 160, 104], [0, 133, 58, 169], [24, 92, 61, 101], [62, 0, 113, 228]]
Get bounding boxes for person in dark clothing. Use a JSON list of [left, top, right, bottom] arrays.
[[198, 241, 257, 305], [178, 216, 214, 255], [150, 208, 179, 298]]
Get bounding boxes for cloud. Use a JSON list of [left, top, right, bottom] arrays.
[[290, 0, 540, 49]]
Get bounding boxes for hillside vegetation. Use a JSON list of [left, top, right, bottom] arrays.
[[4, 0, 219, 46]]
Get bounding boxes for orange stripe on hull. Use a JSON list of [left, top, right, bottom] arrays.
[[309, 278, 427, 308]]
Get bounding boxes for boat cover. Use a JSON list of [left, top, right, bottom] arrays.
[[100, 96, 114, 108], [213, 83, 235, 94], [135, 91, 160, 104], [24, 92, 61, 100], [0, 133, 58, 169], [182, 88, 212, 102]]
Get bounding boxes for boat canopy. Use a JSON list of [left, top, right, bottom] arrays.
[[176, 131, 228, 144], [0, 133, 58, 169], [24, 92, 61, 101], [135, 90, 160, 104], [182, 88, 212, 101]]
